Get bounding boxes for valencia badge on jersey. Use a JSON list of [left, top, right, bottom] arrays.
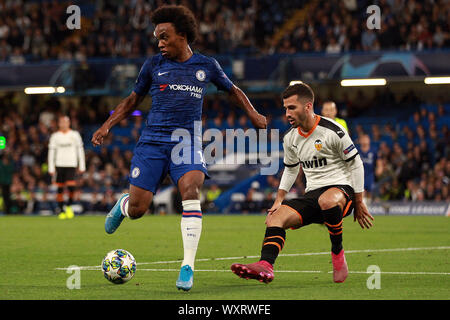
[[314, 139, 323, 151]]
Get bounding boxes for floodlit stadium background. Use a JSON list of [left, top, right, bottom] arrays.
[[0, 0, 449, 217]]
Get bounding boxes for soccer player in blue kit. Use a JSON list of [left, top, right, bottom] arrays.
[[358, 134, 377, 201], [91, 5, 267, 291]]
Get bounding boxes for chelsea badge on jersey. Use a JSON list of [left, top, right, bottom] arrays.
[[196, 70, 206, 81]]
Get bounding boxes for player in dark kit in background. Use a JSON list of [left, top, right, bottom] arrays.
[[357, 134, 377, 203], [91, 5, 267, 291]]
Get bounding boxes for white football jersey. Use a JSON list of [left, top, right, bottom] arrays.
[[283, 115, 359, 193], [48, 129, 86, 173]]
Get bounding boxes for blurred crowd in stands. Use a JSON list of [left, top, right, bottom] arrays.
[[0, 0, 449, 214], [0, 0, 300, 62], [1, 0, 449, 63], [278, 0, 450, 54], [230, 104, 450, 213], [0, 89, 449, 214], [362, 105, 450, 202]]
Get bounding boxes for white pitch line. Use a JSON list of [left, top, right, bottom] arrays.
[[279, 246, 450, 258], [135, 269, 324, 273], [55, 246, 450, 271], [138, 246, 450, 265], [345, 271, 450, 275], [135, 269, 450, 275], [60, 267, 450, 276]]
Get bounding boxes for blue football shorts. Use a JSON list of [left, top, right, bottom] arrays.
[[129, 141, 209, 193], [364, 177, 375, 192]]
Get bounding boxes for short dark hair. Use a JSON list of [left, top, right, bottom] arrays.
[[282, 82, 314, 104], [151, 5, 198, 44]]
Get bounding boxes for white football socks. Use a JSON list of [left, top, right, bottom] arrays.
[[180, 199, 203, 270], [119, 194, 130, 217], [120, 195, 202, 270]]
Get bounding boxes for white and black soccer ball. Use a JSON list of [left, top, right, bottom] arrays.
[[102, 249, 137, 284]]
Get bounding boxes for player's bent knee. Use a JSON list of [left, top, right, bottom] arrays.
[[318, 196, 344, 211], [318, 198, 335, 211], [265, 213, 280, 228], [318, 188, 347, 211], [267, 206, 300, 230], [128, 202, 148, 219]]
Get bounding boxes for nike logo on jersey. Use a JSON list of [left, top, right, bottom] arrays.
[[158, 71, 169, 76]]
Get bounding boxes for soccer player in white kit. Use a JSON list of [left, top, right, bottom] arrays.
[[231, 82, 374, 284], [48, 116, 85, 219]]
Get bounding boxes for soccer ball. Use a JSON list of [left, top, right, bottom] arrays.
[[102, 249, 137, 284]]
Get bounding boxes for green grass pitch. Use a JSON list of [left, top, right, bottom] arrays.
[[1, 214, 449, 300]]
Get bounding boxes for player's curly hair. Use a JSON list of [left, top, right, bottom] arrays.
[[151, 5, 198, 44]]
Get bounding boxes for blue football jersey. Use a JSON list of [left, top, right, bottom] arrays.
[[133, 53, 234, 144], [359, 148, 377, 186]]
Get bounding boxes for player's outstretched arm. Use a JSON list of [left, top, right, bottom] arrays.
[[268, 164, 299, 214], [348, 154, 374, 229], [228, 85, 267, 129], [91, 92, 145, 147]]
